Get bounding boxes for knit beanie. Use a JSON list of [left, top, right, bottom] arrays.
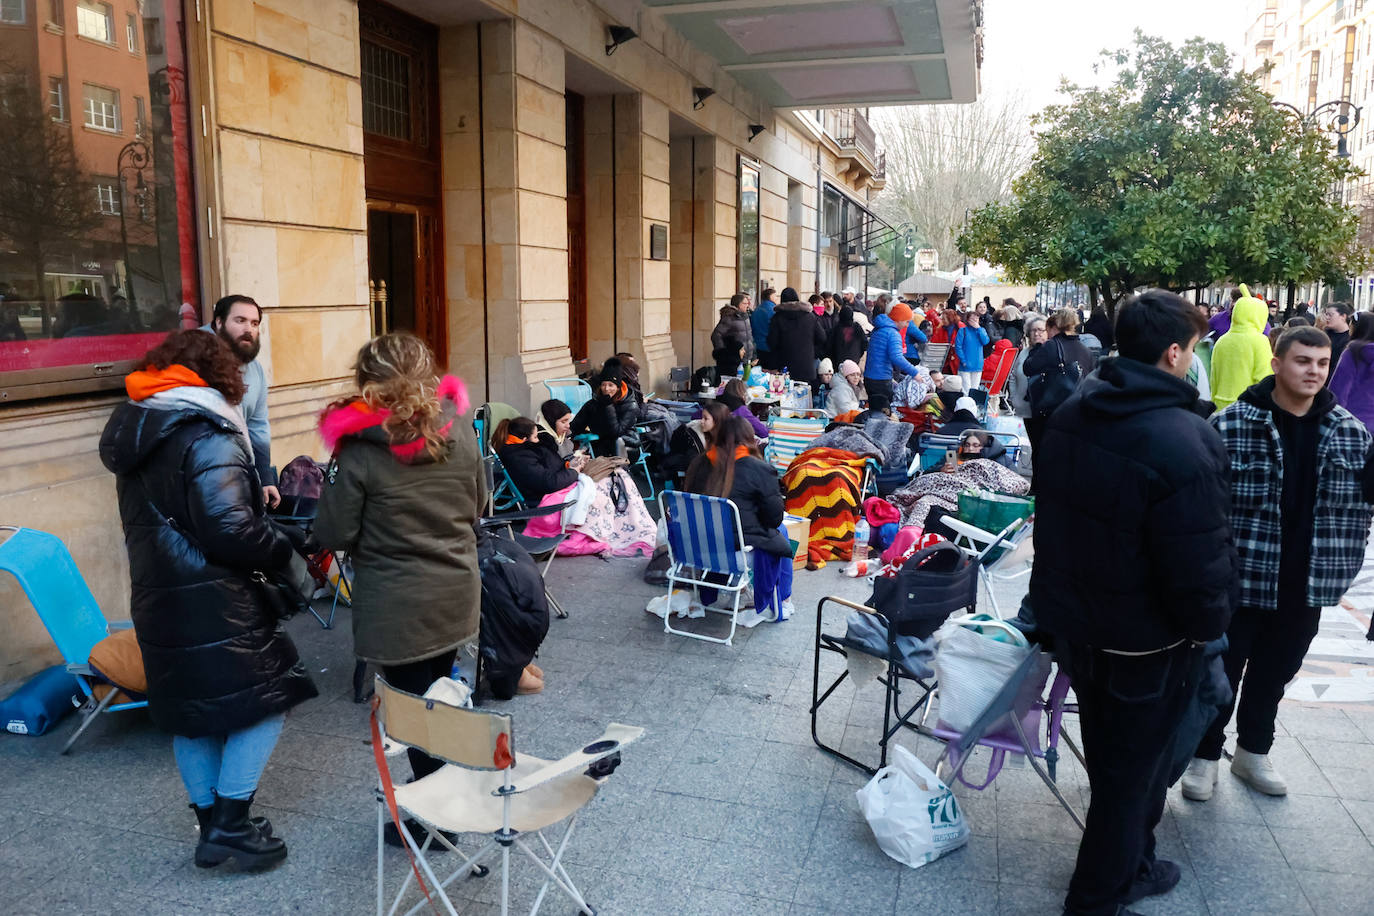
[[888, 303, 914, 323]]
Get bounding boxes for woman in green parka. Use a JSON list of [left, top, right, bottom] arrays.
[[314, 333, 485, 798]]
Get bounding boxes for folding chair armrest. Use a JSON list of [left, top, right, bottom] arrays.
[[66, 662, 95, 676], [480, 500, 577, 527], [941, 516, 996, 545], [106, 619, 135, 632], [500, 723, 645, 794], [816, 596, 882, 618]]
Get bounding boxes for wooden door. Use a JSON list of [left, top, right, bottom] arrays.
[[360, 0, 446, 364]]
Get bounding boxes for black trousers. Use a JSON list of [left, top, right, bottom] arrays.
[[1196, 604, 1320, 760], [866, 377, 894, 412], [382, 649, 459, 781], [1057, 641, 1202, 916]]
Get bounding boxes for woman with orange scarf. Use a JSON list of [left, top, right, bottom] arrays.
[[684, 415, 795, 620]]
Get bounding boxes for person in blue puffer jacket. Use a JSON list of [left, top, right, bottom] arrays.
[[953, 311, 990, 393], [863, 302, 920, 412]]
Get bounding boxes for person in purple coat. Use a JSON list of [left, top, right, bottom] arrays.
[[1329, 312, 1374, 431]]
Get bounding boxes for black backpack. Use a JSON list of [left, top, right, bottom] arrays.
[[477, 528, 551, 700]]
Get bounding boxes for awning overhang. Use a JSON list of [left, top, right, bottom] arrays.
[[641, 0, 982, 109]]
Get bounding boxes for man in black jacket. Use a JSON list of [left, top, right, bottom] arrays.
[[1030, 290, 1236, 916]]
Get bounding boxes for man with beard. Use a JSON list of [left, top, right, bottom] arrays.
[[203, 295, 279, 508]]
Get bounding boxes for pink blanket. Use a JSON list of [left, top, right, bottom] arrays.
[[523, 471, 654, 557]]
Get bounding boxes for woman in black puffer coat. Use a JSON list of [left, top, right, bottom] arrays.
[[99, 330, 316, 872], [497, 416, 580, 504]]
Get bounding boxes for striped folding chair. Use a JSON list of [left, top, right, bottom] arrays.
[[658, 491, 752, 646], [763, 408, 829, 473]]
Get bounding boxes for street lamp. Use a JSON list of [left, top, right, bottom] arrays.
[[1272, 99, 1361, 308], [1272, 99, 1361, 159], [116, 140, 151, 313]]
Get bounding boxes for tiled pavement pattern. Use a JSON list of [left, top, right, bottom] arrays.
[[2, 549, 1372, 915]]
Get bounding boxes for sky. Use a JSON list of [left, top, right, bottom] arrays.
[[979, 0, 1252, 121]]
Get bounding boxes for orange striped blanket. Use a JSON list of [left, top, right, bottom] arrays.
[[782, 447, 868, 564]]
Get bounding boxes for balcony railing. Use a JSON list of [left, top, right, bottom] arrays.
[[825, 108, 878, 166]]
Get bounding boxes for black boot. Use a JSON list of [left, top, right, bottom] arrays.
[[194, 793, 287, 870], [191, 803, 273, 840]]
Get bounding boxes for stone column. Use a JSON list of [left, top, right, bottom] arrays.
[[441, 20, 573, 412], [613, 94, 676, 391]]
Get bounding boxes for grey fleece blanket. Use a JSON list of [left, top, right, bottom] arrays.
[[862, 416, 915, 468], [809, 426, 886, 462], [808, 416, 914, 468]]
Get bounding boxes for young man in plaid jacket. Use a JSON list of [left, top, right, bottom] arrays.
[[1183, 325, 1374, 800]]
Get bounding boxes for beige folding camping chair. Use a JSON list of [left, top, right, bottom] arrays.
[[370, 676, 643, 916]]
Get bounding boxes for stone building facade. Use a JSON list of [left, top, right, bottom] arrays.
[[0, 0, 980, 681]]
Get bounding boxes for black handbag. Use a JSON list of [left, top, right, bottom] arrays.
[[1029, 338, 1080, 418]]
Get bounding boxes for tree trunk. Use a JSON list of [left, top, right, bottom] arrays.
[[1087, 283, 1099, 314], [1287, 279, 1297, 313]]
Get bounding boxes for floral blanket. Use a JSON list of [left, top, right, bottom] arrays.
[[887, 459, 1030, 528]]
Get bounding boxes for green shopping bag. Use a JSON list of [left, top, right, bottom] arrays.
[[956, 489, 1034, 534]]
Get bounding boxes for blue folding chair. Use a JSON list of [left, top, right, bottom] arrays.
[[658, 491, 753, 646], [474, 404, 526, 511], [0, 526, 148, 753], [542, 378, 601, 454]]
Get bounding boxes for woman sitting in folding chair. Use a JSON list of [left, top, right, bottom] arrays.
[[495, 417, 586, 505], [314, 333, 488, 848], [684, 415, 796, 621], [535, 398, 576, 459]]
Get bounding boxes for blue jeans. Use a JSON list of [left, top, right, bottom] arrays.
[[172, 713, 286, 806]]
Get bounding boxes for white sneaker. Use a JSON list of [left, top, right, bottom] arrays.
[[1180, 757, 1218, 801], [1231, 748, 1288, 796], [777, 598, 795, 621]]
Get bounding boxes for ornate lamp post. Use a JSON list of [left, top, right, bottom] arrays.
[[1272, 100, 1361, 308], [116, 139, 151, 313]]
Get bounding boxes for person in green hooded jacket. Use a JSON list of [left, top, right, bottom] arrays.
[[1209, 284, 1274, 409]]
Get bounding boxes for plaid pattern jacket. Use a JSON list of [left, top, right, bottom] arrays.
[[1212, 398, 1373, 610]]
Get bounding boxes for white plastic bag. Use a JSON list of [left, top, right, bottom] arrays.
[[933, 616, 1030, 732], [856, 744, 970, 868]]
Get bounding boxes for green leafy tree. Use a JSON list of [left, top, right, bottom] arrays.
[[959, 33, 1369, 316]]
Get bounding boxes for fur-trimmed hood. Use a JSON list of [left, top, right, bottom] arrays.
[[318, 374, 470, 463]]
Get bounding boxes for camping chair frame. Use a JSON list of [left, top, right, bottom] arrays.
[[657, 491, 755, 646], [371, 676, 641, 916], [475, 406, 527, 512], [810, 595, 941, 775], [929, 645, 1085, 830], [270, 495, 354, 630], [0, 526, 148, 754], [920, 342, 950, 373], [943, 516, 1034, 620], [763, 407, 829, 474], [479, 500, 577, 620], [811, 532, 1018, 775]]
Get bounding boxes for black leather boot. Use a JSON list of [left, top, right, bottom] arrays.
[[194, 793, 287, 870], [191, 803, 273, 840]]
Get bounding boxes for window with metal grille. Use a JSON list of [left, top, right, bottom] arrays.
[[361, 39, 411, 141], [48, 77, 67, 121], [95, 180, 121, 216], [83, 84, 120, 131], [76, 1, 114, 43], [1, 0, 25, 24]]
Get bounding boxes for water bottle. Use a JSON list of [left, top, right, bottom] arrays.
[[853, 517, 870, 561]]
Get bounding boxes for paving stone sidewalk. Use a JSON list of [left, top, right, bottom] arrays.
[[2, 551, 1372, 915]]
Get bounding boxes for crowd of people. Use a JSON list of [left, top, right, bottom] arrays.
[[91, 278, 1374, 916]]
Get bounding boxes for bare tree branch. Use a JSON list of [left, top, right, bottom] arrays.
[[872, 95, 1034, 274]]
